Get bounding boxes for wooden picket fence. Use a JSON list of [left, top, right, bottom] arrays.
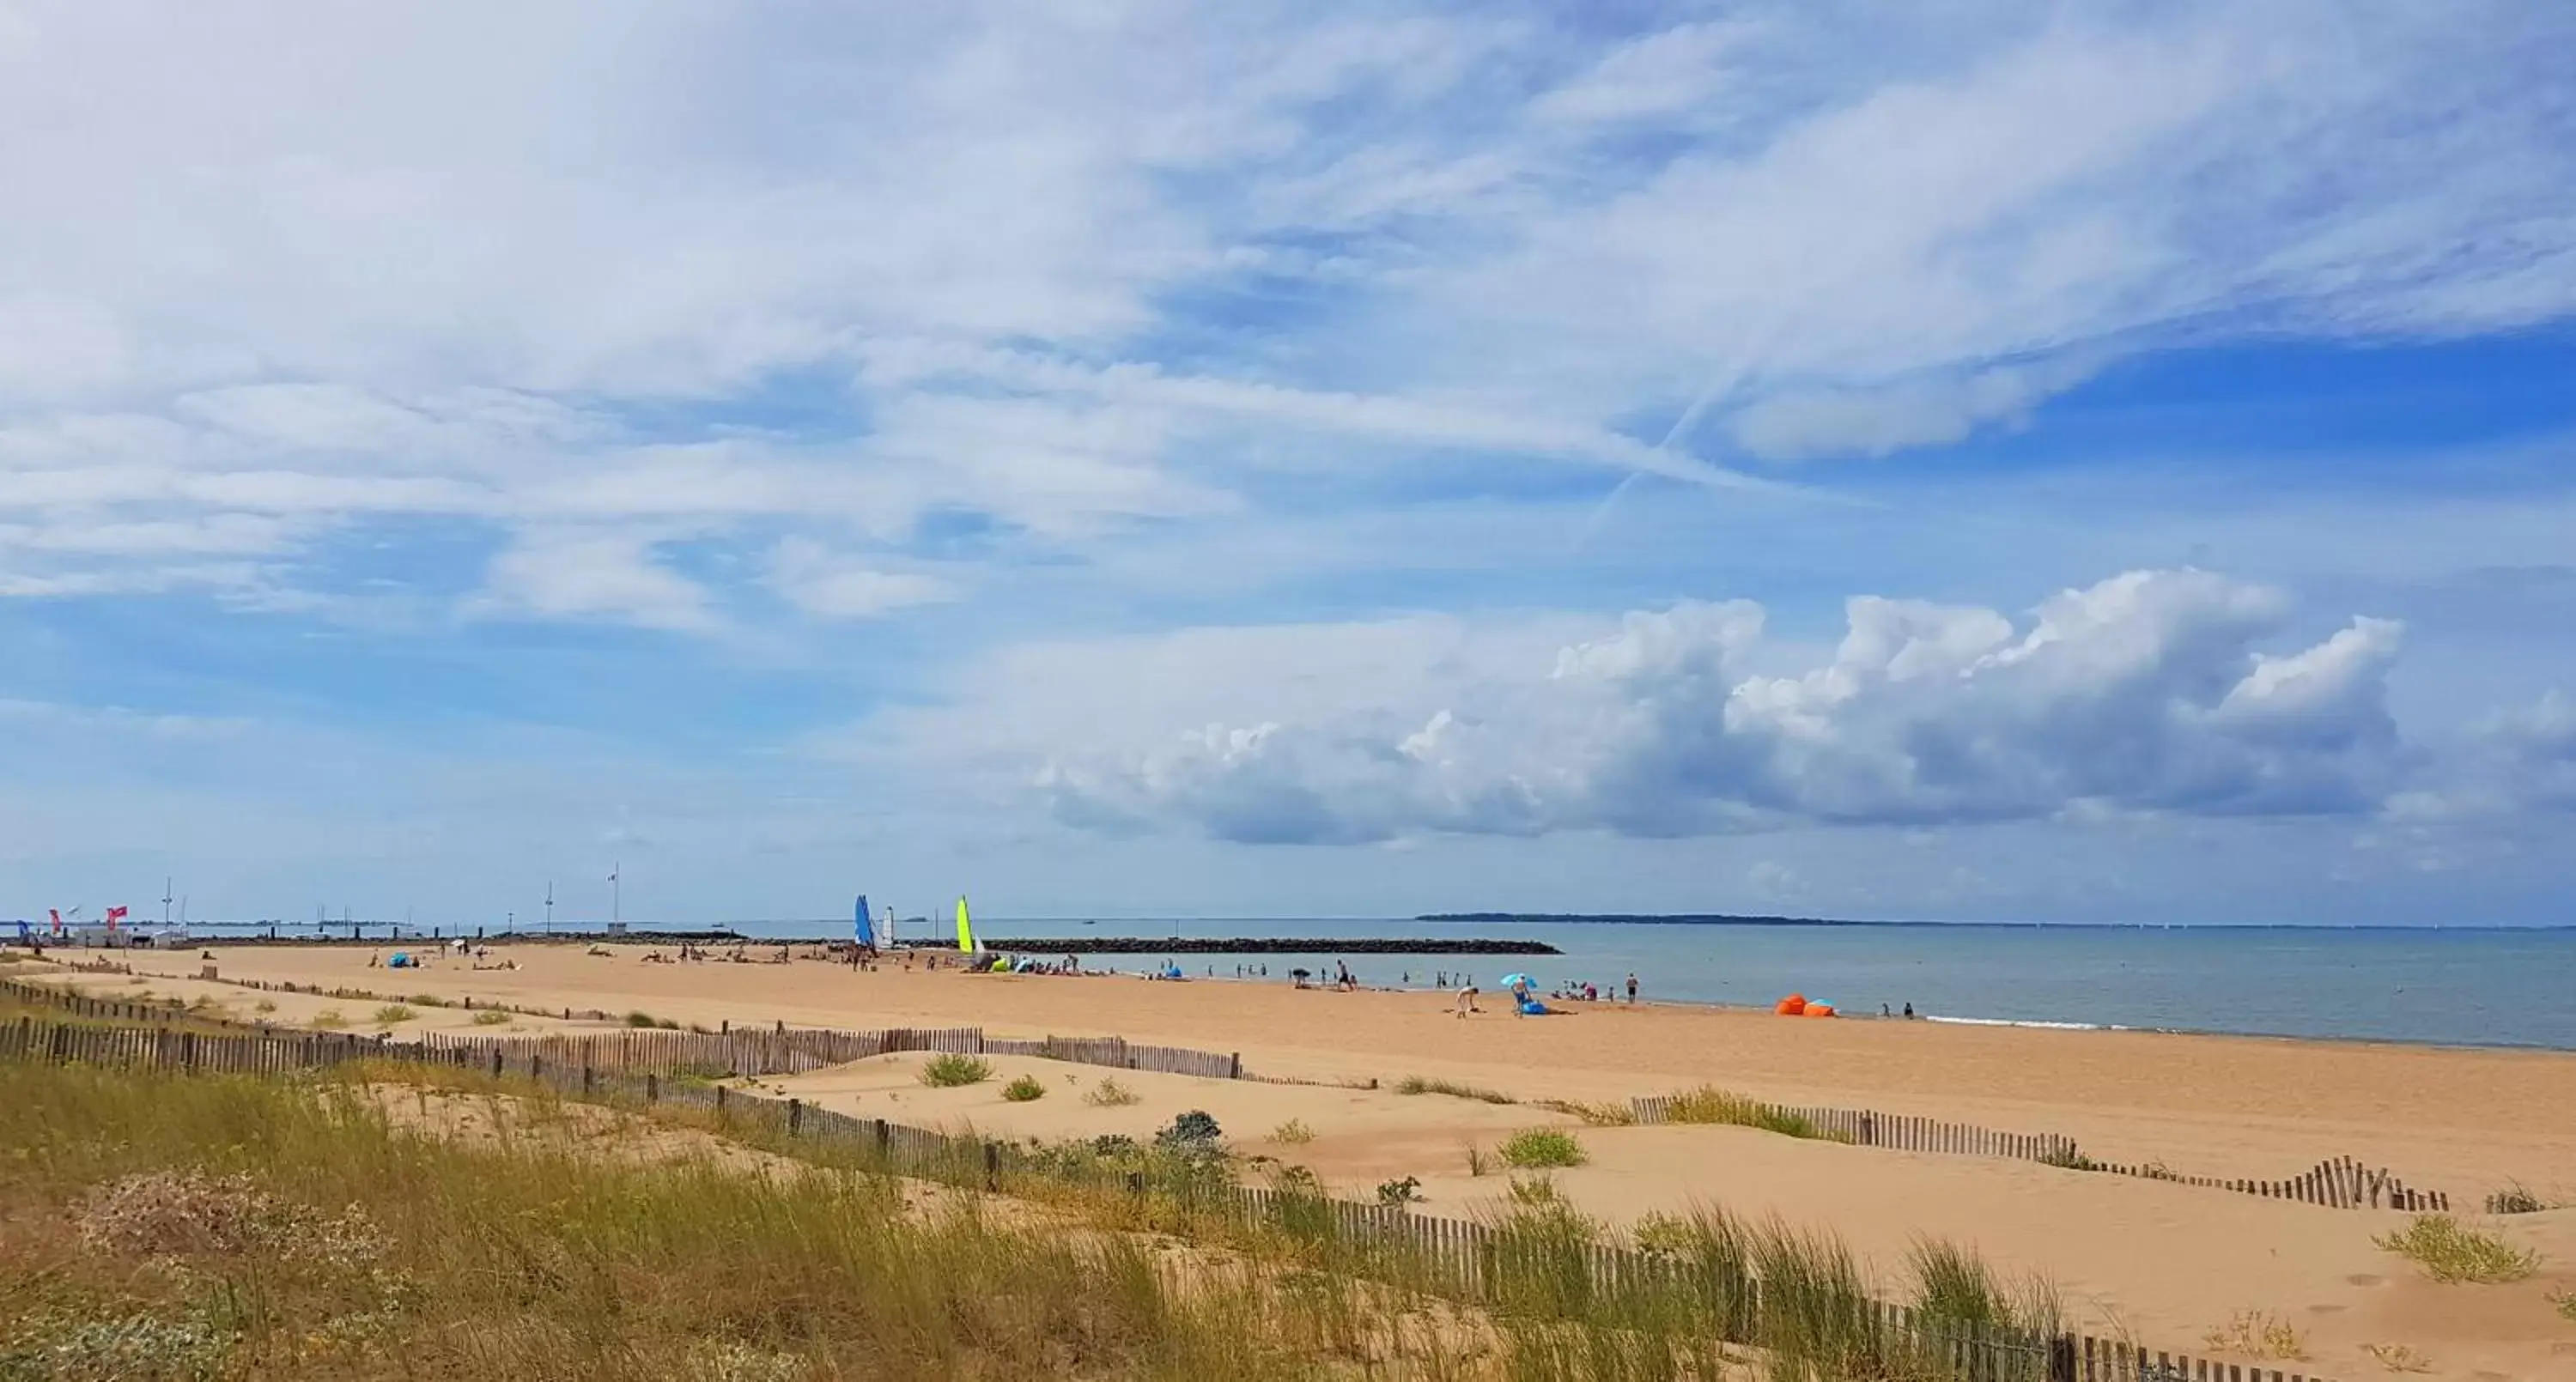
[[1631, 1095, 2080, 1162], [1628, 1093, 2446, 1214], [0, 1011, 2336, 1382], [2084, 1154, 2447, 1212], [2, 973, 1241, 1082]]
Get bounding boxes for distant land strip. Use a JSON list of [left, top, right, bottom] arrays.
[[1418, 912, 1880, 927]]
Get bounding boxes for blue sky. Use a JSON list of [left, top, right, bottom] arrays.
[[3, 2, 2574, 926]]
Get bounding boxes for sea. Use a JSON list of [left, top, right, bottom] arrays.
[[168, 916, 2576, 1052]]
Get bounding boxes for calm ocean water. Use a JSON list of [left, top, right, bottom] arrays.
[[920, 918, 2574, 1051], [179, 916, 2576, 1051]]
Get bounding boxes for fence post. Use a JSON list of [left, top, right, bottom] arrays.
[[788, 1098, 804, 1137], [875, 1118, 890, 1163], [983, 1141, 999, 1191], [646, 1072, 659, 1105]]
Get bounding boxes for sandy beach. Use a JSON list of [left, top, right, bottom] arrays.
[[28, 942, 2576, 1379]]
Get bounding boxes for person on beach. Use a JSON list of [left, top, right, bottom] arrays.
[[1625, 973, 1637, 1004], [1453, 984, 1479, 1015]]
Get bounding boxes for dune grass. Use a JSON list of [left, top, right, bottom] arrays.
[[1395, 1074, 1516, 1105], [2200, 1307, 2307, 1361], [2549, 1288, 2575, 1322], [2484, 1180, 2552, 1214], [0, 1058, 1457, 1381], [1270, 1118, 1315, 1144], [919, 1052, 993, 1088], [1084, 1076, 1141, 1106], [1660, 1086, 1850, 1142], [1496, 1129, 1586, 1169], [2372, 1214, 2542, 1283], [1532, 1098, 1635, 1127], [369, 1004, 417, 1026], [309, 1009, 346, 1029], [469, 1008, 513, 1027]]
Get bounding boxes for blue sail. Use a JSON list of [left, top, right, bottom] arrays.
[[855, 894, 871, 947]]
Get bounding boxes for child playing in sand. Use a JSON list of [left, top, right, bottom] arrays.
[[1452, 985, 1479, 1016]]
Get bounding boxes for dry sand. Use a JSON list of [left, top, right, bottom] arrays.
[[30, 943, 2576, 1379]]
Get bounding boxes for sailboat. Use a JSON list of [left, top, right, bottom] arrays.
[[955, 895, 977, 953]]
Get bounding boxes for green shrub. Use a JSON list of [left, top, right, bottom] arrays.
[[471, 1009, 513, 1027], [311, 1009, 346, 1029], [405, 993, 449, 1008], [1000, 1075, 1047, 1102], [2372, 1215, 2542, 1283], [1376, 1175, 1421, 1206], [1156, 1111, 1222, 1152], [1497, 1128, 1586, 1168], [371, 1005, 417, 1026], [1269, 1118, 1315, 1144], [918, 1054, 992, 1088]]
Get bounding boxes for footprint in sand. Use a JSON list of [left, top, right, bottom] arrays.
[[2343, 1272, 2384, 1287]]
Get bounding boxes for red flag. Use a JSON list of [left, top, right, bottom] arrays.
[[105, 906, 127, 928], [48, 908, 61, 933]]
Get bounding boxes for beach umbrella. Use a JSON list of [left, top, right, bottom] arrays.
[[1498, 973, 1531, 991]]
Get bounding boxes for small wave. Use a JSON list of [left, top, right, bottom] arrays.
[[1920, 1014, 2126, 1033]]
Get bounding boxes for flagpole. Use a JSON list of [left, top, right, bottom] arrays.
[[611, 862, 620, 927]]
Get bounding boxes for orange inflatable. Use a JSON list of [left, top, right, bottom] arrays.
[[1775, 995, 1807, 1015], [1804, 1004, 1837, 1018]]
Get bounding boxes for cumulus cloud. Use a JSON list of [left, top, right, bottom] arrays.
[[1043, 570, 2414, 843]]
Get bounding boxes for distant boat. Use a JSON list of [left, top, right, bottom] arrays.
[[1084, 918, 1098, 926]]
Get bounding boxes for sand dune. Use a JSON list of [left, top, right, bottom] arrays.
[[33, 943, 2576, 1379]]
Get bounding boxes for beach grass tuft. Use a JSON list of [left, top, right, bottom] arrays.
[[310, 1008, 346, 1029], [1661, 1085, 1848, 1142], [1396, 1074, 1516, 1104], [624, 1009, 680, 1029], [1080, 1076, 1139, 1106], [2362, 1342, 2433, 1373], [2372, 1214, 2541, 1283], [1532, 1098, 1635, 1127], [1463, 1143, 1492, 1177], [252, 999, 276, 1015], [471, 1008, 513, 1027], [1497, 1128, 1586, 1169], [2484, 1180, 2549, 1214], [1269, 1118, 1315, 1144], [370, 1004, 417, 1025], [404, 993, 450, 1008], [2551, 1287, 2576, 1322], [2201, 1307, 2307, 1361], [918, 1053, 992, 1088], [1000, 1074, 1047, 1102]]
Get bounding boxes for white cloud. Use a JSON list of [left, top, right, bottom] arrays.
[[763, 537, 955, 620], [1042, 570, 2417, 842], [475, 528, 715, 633]]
